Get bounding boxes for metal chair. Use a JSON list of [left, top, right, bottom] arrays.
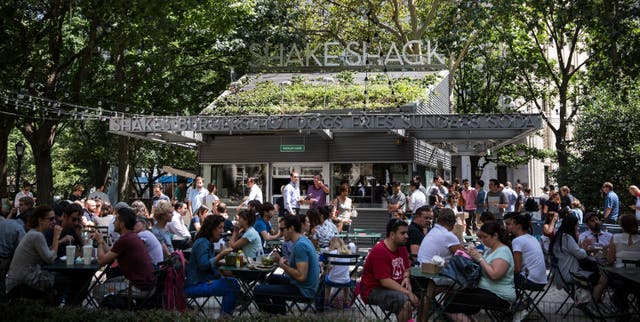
[[513, 270, 549, 322], [571, 272, 628, 321], [549, 255, 577, 317], [321, 252, 365, 315]]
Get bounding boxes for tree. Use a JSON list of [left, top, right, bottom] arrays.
[[558, 78, 640, 211]]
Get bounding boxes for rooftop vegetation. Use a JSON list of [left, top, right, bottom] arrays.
[[202, 71, 439, 115]]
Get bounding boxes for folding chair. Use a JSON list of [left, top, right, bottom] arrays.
[[513, 270, 549, 322], [187, 295, 222, 316], [549, 255, 577, 317], [571, 272, 628, 321], [622, 259, 640, 267], [321, 252, 365, 315], [353, 283, 394, 321]]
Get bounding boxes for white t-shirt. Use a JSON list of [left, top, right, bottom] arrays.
[[409, 189, 427, 213], [512, 234, 547, 285], [417, 224, 460, 263], [326, 249, 351, 284], [167, 211, 191, 240], [14, 191, 34, 208]]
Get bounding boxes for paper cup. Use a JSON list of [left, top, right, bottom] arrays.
[[66, 245, 76, 265], [83, 245, 93, 265]]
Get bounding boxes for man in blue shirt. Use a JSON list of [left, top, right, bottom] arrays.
[[602, 182, 619, 224], [254, 215, 319, 314], [283, 171, 302, 215]]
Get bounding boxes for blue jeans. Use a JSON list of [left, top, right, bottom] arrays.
[[253, 275, 304, 314], [184, 277, 240, 314]]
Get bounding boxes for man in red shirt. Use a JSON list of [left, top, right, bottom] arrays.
[[95, 207, 156, 299], [360, 218, 418, 321]]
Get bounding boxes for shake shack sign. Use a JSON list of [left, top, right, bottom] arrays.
[[109, 114, 541, 133], [249, 40, 445, 67]]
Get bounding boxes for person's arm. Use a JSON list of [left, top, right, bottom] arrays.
[[260, 230, 280, 242], [468, 248, 509, 281], [228, 226, 249, 250], [278, 255, 309, 282], [497, 193, 508, 209], [513, 251, 523, 274], [448, 244, 464, 254], [566, 235, 589, 259], [94, 230, 118, 266], [50, 225, 62, 252]]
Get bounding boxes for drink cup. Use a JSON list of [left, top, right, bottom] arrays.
[[66, 245, 76, 265], [83, 245, 93, 265]]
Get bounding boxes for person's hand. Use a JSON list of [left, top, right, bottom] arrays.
[[630, 205, 637, 210], [220, 247, 233, 256], [580, 238, 592, 249], [401, 276, 412, 291], [61, 235, 74, 245], [408, 292, 419, 307], [94, 229, 103, 243], [53, 225, 63, 238], [467, 247, 482, 262], [278, 256, 288, 268], [272, 252, 281, 263]]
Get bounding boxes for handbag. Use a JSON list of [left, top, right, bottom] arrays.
[[577, 257, 599, 273], [440, 254, 481, 289]]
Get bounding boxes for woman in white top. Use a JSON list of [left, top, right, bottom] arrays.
[[445, 221, 515, 322], [629, 185, 640, 221], [324, 237, 352, 308], [5, 205, 62, 296], [607, 214, 640, 312], [228, 209, 262, 259], [550, 214, 607, 302], [607, 214, 640, 265], [332, 183, 354, 233], [511, 213, 547, 290]]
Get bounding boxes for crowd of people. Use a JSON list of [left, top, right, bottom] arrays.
[[0, 174, 639, 321]]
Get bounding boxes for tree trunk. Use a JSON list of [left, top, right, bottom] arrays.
[[0, 118, 14, 197], [24, 124, 57, 205], [117, 136, 130, 201]]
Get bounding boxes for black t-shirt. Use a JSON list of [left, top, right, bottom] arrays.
[[407, 221, 426, 265], [43, 227, 82, 257]]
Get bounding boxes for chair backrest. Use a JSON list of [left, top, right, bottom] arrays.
[[622, 259, 640, 267], [322, 253, 363, 277]]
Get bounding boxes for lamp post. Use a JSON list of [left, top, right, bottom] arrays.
[[14, 141, 25, 195]]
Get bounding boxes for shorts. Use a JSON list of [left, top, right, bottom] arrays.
[[367, 287, 409, 314]]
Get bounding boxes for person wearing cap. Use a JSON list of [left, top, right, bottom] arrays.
[[94, 207, 156, 298], [579, 212, 612, 255], [134, 216, 164, 266], [387, 182, 406, 218]]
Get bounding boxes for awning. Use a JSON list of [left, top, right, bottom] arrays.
[[161, 166, 197, 179]]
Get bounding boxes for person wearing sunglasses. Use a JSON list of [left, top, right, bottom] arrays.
[[44, 203, 84, 257], [5, 205, 63, 299]]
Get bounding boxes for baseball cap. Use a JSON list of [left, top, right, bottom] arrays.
[[540, 186, 549, 192], [113, 201, 131, 212]]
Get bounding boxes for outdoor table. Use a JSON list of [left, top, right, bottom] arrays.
[[338, 232, 381, 245], [600, 266, 640, 285], [219, 264, 278, 315], [265, 239, 282, 250], [43, 259, 102, 307], [410, 266, 449, 322]]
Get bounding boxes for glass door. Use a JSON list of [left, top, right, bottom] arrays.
[[271, 163, 328, 209]]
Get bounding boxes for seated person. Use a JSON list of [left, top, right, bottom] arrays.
[[94, 207, 157, 299], [408, 206, 433, 265], [5, 205, 62, 298], [607, 214, 640, 312], [510, 213, 547, 290], [254, 215, 320, 315], [445, 222, 516, 321], [313, 205, 339, 249], [189, 205, 210, 233], [578, 212, 612, 256], [417, 208, 463, 263], [255, 202, 281, 245], [550, 215, 607, 301], [228, 210, 262, 259], [134, 216, 164, 266], [0, 216, 26, 277], [151, 200, 174, 258], [184, 215, 240, 316], [360, 219, 418, 321], [167, 202, 191, 250], [44, 203, 84, 257]]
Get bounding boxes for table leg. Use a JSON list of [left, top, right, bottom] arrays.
[[418, 279, 435, 322]]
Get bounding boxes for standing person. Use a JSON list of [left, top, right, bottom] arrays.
[[13, 181, 34, 209], [332, 183, 354, 233], [523, 188, 541, 220], [5, 205, 62, 296], [474, 180, 487, 216], [173, 181, 187, 204], [168, 202, 191, 249], [503, 182, 518, 213], [203, 184, 219, 210], [283, 171, 302, 216], [514, 183, 525, 213], [412, 176, 428, 196], [629, 185, 640, 221], [408, 181, 427, 215], [238, 177, 263, 211], [543, 192, 562, 224], [601, 182, 620, 224], [485, 179, 508, 224], [184, 215, 240, 316], [254, 215, 320, 315], [187, 176, 208, 218], [538, 186, 550, 219], [360, 219, 418, 322], [68, 184, 85, 202], [407, 206, 433, 265], [305, 173, 329, 210], [461, 179, 478, 235], [386, 182, 406, 218], [559, 186, 574, 209], [428, 176, 446, 207], [151, 183, 170, 213]]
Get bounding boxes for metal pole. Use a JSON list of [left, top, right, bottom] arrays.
[[15, 154, 22, 195]]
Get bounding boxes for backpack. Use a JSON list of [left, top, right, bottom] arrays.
[[440, 253, 481, 289], [524, 197, 539, 212], [162, 251, 188, 311]]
